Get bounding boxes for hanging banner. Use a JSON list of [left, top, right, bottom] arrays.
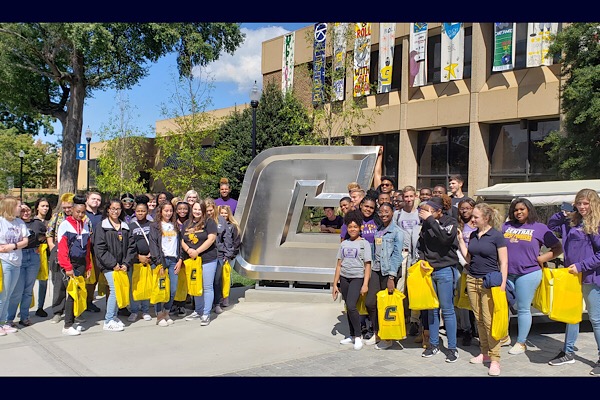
[[282, 32, 295, 94], [526, 23, 559, 67], [333, 23, 348, 101], [312, 23, 327, 105], [378, 23, 396, 93], [441, 22, 464, 82], [492, 23, 516, 72], [409, 23, 428, 87], [353, 23, 372, 97]]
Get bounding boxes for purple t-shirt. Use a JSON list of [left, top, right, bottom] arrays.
[[502, 221, 560, 275], [339, 217, 378, 244], [215, 197, 238, 215]]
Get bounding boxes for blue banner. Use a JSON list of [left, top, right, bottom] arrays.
[[312, 23, 327, 105], [76, 143, 87, 160]]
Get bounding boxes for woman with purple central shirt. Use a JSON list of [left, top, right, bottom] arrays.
[[502, 198, 562, 356], [215, 178, 238, 216]]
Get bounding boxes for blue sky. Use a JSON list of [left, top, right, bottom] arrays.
[[42, 23, 313, 145]]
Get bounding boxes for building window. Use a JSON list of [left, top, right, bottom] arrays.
[[359, 133, 399, 185], [417, 126, 470, 192], [495, 23, 562, 72], [427, 26, 473, 85], [489, 119, 559, 184]]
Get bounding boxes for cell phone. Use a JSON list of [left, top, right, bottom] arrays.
[[561, 202, 574, 212]]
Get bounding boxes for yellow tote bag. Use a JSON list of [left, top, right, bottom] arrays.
[[376, 289, 407, 340], [174, 265, 188, 301], [454, 271, 471, 310], [84, 257, 97, 285], [67, 276, 87, 317], [345, 293, 368, 316], [533, 267, 553, 314], [150, 265, 170, 304], [407, 261, 439, 310], [184, 257, 203, 296], [222, 260, 231, 298], [97, 269, 108, 296], [549, 268, 583, 324], [113, 270, 130, 309], [132, 263, 153, 301], [37, 243, 49, 280], [491, 286, 509, 340]]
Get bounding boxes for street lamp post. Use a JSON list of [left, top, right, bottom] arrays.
[[18, 150, 24, 200], [249, 81, 260, 159], [85, 127, 93, 192]]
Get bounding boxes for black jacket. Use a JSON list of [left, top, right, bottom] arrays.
[[418, 214, 459, 269], [93, 218, 136, 272], [148, 221, 182, 268]]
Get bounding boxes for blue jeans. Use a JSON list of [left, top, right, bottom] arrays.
[[103, 270, 118, 323], [427, 266, 459, 350], [509, 269, 542, 344], [7, 249, 40, 321], [0, 260, 21, 324], [193, 259, 218, 316], [155, 257, 178, 313], [564, 283, 600, 355], [128, 266, 150, 315]]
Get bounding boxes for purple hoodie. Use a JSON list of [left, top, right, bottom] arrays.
[[547, 212, 600, 286]]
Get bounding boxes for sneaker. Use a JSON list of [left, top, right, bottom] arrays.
[[0, 327, 6, 336], [488, 360, 501, 376], [409, 321, 420, 336], [127, 313, 138, 322], [166, 316, 174, 325], [6, 321, 17, 329], [62, 326, 81, 336], [422, 346, 440, 358], [590, 360, 600, 376], [117, 308, 131, 317], [200, 315, 210, 326], [470, 354, 491, 364], [75, 315, 86, 323], [177, 307, 187, 317], [364, 335, 378, 346], [446, 349, 459, 363], [375, 340, 393, 350], [158, 319, 169, 327], [142, 313, 152, 321], [87, 302, 101, 313], [35, 308, 48, 317], [340, 337, 353, 345], [113, 318, 125, 328], [214, 305, 224, 314], [103, 320, 124, 332], [185, 311, 201, 321], [18, 319, 32, 327], [499, 335, 511, 347], [221, 298, 229, 307], [508, 342, 527, 355], [548, 351, 575, 366], [50, 314, 62, 324], [2, 324, 17, 333], [353, 337, 363, 350]]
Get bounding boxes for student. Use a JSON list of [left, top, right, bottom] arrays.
[[128, 195, 153, 322], [320, 207, 344, 233], [215, 178, 238, 215], [183, 200, 218, 325], [206, 197, 228, 314], [457, 203, 508, 376], [218, 204, 241, 309], [172, 201, 191, 317], [55, 195, 92, 336], [419, 187, 433, 203], [120, 193, 135, 224], [85, 191, 103, 313], [339, 197, 352, 216], [146, 193, 156, 221], [0, 196, 29, 335], [94, 198, 135, 332], [183, 190, 199, 206], [449, 174, 471, 218], [33, 197, 52, 318], [332, 210, 372, 351]]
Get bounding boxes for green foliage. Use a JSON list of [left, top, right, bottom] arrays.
[[95, 93, 149, 196], [540, 23, 600, 179], [212, 80, 315, 198]]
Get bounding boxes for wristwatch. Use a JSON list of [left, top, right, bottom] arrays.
[[388, 275, 395, 280]]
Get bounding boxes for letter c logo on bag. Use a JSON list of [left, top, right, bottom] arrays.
[[190, 269, 196, 281], [384, 306, 397, 321], [159, 277, 166, 290]]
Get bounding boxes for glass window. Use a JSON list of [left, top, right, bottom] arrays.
[[490, 124, 528, 174], [391, 43, 402, 91], [359, 133, 399, 184]]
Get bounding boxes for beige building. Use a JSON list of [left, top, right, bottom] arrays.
[[262, 22, 564, 195]]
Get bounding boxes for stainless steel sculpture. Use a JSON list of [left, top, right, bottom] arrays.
[[233, 145, 379, 283]]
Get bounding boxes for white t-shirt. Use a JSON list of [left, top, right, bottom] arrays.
[[394, 209, 420, 249], [160, 222, 179, 258], [0, 217, 29, 266]]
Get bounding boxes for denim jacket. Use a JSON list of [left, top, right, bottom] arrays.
[[375, 222, 404, 278]]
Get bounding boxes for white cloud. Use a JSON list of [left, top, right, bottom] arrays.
[[198, 25, 293, 95]]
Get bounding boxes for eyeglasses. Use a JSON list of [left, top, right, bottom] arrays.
[[109, 208, 122, 212]]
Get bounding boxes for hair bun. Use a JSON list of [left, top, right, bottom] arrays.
[[135, 195, 149, 205], [219, 177, 229, 185]]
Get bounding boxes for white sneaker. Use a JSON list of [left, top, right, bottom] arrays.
[[113, 318, 125, 328], [340, 337, 353, 345], [0, 327, 6, 336], [142, 313, 152, 321], [200, 315, 210, 326], [508, 342, 527, 355], [158, 319, 169, 327], [364, 335, 378, 346], [103, 320, 124, 332], [166, 317, 174, 325], [185, 311, 201, 321], [500, 335, 511, 347], [375, 340, 393, 350], [353, 337, 363, 350], [62, 326, 81, 336], [127, 313, 138, 323]]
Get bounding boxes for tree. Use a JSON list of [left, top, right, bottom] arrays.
[[0, 23, 244, 196], [541, 23, 600, 179], [213, 80, 315, 199], [152, 70, 230, 197], [95, 92, 149, 196]]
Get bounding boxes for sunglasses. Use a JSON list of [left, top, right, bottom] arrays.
[[122, 199, 134, 203]]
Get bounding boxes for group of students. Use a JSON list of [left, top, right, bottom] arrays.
[[332, 174, 600, 377], [0, 177, 241, 336]]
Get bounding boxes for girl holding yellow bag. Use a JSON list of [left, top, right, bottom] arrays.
[[216, 204, 241, 310], [93, 198, 136, 333], [182, 200, 218, 326], [457, 203, 507, 376], [128, 195, 154, 322], [33, 197, 52, 318], [547, 189, 600, 375]]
